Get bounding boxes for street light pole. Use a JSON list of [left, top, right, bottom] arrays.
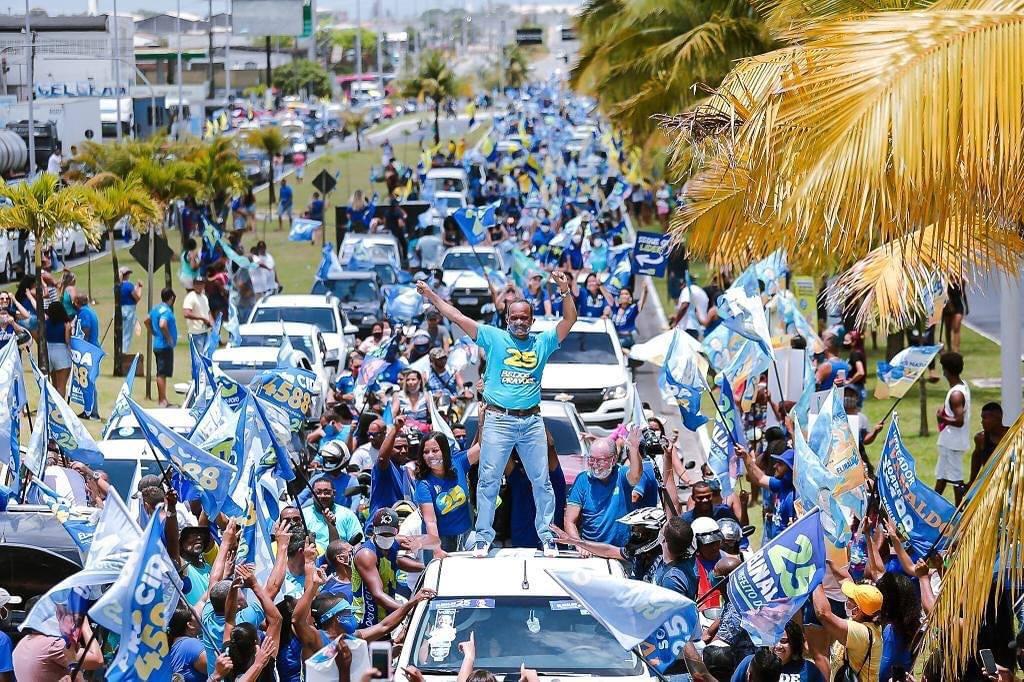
[[225, 0, 231, 97], [355, 0, 362, 88], [176, 0, 184, 138], [112, 0, 122, 140], [24, 1, 33, 176]]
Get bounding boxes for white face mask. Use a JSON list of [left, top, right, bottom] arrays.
[[375, 535, 396, 550], [588, 462, 614, 480], [424, 453, 443, 469]]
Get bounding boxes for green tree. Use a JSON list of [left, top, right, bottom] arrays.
[[273, 59, 332, 99], [342, 110, 367, 152], [0, 174, 99, 373], [329, 28, 378, 72], [401, 50, 462, 145], [185, 137, 246, 221], [246, 127, 288, 220]]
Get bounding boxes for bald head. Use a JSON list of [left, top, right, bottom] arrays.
[[590, 438, 616, 459], [714, 555, 742, 578]]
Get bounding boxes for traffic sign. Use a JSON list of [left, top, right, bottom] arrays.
[[633, 231, 671, 277], [312, 169, 337, 195]]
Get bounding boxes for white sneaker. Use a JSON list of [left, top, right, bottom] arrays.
[[543, 540, 558, 557], [472, 541, 491, 558]]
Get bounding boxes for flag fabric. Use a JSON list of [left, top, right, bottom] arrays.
[[775, 294, 822, 351], [223, 397, 264, 518], [702, 324, 742, 374], [307, 636, 371, 682], [385, 285, 425, 323], [808, 387, 867, 501], [717, 288, 775, 359], [451, 205, 490, 246], [90, 512, 182, 681], [289, 217, 322, 241], [249, 367, 320, 431], [793, 419, 849, 547], [277, 324, 297, 368], [68, 337, 105, 415], [226, 299, 241, 346], [447, 336, 479, 374], [877, 416, 956, 556], [0, 340, 27, 499], [875, 344, 943, 399], [188, 334, 218, 421], [206, 314, 223, 357], [547, 570, 699, 673], [316, 243, 343, 281], [252, 396, 296, 482], [189, 391, 239, 449], [603, 253, 635, 297], [708, 375, 744, 497], [34, 366, 104, 470], [426, 391, 457, 450], [722, 337, 773, 397], [214, 367, 249, 410], [658, 329, 707, 430], [726, 509, 826, 645], [128, 399, 236, 516], [755, 250, 788, 295]]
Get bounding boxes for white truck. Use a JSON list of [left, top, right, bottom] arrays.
[[0, 98, 102, 150]]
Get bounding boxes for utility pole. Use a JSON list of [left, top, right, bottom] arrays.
[[176, 0, 184, 138], [24, 3, 33, 176], [265, 35, 272, 90], [225, 0, 231, 97], [355, 0, 362, 91], [112, 0, 122, 140], [207, 0, 215, 99], [376, 27, 382, 76], [307, 0, 316, 61]]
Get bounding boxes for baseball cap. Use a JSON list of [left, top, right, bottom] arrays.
[[428, 347, 447, 361], [118, 266, 132, 276], [771, 448, 795, 470], [370, 507, 400, 535], [841, 581, 883, 616], [133, 474, 163, 498]]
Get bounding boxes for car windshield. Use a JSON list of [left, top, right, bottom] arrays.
[[105, 458, 164, 499], [372, 263, 398, 285], [438, 197, 463, 210], [442, 251, 495, 271], [547, 331, 618, 364], [323, 278, 379, 302], [429, 177, 465, 192], [411, 596, 643, 676], [251, 306, 337, 333], [104, 424, 192, 441], [463, 413, 581, 456], [238, 334, 316, 361]]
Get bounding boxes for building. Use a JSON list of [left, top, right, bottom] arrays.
[[0, 14, 134, 100]]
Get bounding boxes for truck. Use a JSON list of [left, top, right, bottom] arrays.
[[0, 97, 102, 153]]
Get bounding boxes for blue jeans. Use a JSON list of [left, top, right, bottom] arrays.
[[191, 332, 210, 353], [121, 305, 136, 353], [477, 411, 554, 545]]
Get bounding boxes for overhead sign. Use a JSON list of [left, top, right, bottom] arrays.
[[232, 0, 304, 36], [632, 231, 671, 277], [129, 232, 173, 272]]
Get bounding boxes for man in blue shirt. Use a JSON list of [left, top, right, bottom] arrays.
[[680, 480, 739, 525], [565, 431, 643, 547], [201, 566, 277, 676], [116, 266, 141, 354], [416, 270, 577, 557], [308, 191, 326, 222], [278, 177, 293, 230], [741, 444, 796, 542], [72, 294, 99, 345], [144, 287, 177, 408]]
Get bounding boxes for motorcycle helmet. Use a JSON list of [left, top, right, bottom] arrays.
[[320, 440, 351, 474], [618, 507, 666, 555], [692, 516, 725, 547]]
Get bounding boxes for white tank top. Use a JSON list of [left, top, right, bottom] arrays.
[[937, 382, 971, 451]]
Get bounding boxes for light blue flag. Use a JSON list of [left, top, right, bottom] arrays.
[[90, 511, 181, 681], [427, 391, 457, 450], [277, 323, 297, 368], [877, 416, 956, 557], [701, 324, 743, 374], [316, 242, 343, 281], [793, 419, 850, 547], [206, 313, 223, 357], [289, 217, 322, 241], [61, 514, 97, 557], [727, 509, 826, 645], [223, 397, 263, 518], [252, 396, 296, 482], [188, 334, 218, 421], [68, 337, 105, 415], [658, 329, 707, 431], [755, 250, 788, 295], [215, 367, 249, 410], [104, 356, 139, 435], [603, 253, 635, 297], [385, 285, 425, 323], [875, 344, 943, 400], [708, 375, 744, 497], [32, 362, 104, 469], [0, 340, 27, 499], [249, 366, 319, 431], [381, 400, 394, 427], [547, 569, 699, 673], [807, 388, 866, 519], [776, 294, 819, 345], [722, 337, 773, 395], [452, 205, 489, 246], [226, 298, 241, 346], [128, 399, 237, 516], [717, 288, 775, 359]]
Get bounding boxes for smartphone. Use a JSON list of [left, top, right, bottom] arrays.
[[980, 648, 997, 676], [369, 640, 392, 680]]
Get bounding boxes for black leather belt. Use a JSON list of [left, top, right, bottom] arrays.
[[485, 403, 541, 417]]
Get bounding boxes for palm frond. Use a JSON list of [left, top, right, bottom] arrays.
[[754, 0, 927, 34]]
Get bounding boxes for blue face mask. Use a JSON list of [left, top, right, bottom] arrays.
[[455, 436, 468, 451], [338, 613, 358, 635], [323, 424, 338, 438]]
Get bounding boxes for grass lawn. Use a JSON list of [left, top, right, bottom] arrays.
[[14, 120, 486, 440]]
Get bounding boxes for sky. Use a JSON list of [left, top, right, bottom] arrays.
[[18, 0, 578, 19]]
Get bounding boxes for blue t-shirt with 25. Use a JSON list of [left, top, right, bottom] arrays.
[[413, 450, 472, 537], [567, 464, 636, 546], [149, 302, 178, 350], [731, 655, 824, 682], [475, 325, 560, 410]]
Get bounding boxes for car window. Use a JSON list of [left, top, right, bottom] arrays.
[[105, 458, 164, 499], [411, 596, 642, 676], [547, 331, 617, 365], [251, 306, 337, 333], [238, 334, 316, 361], [442, 251, 496, 271], [373, 264, 398, 285], [323, 278, 379, 302], [104, 424, 192, 441]]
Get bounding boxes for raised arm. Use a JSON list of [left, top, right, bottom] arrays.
[[264, 520, 292, 599], [416, 281, 478, 340], [356, 588, 436, 642], [551, 271, 576, 342], [238, 563, 282, 642], [377, 415, 406, 470], [811, 584, 849, 643], [624, 426, 643, 486], [294, 560, 327, 658], [738, 445, 771, 489]]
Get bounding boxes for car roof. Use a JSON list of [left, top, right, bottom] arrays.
[[341, 233, 398, 246], [444, 245, 496, 255], [325, 270, 377, 280], [257, 294, 336, 308], [434, 191, 465, 199], [107, 408, 195, 430], [239, 321, 319, 336], [532, 317, 609, 333], [425, 551, 618, 597], [425, 167, 468, 178]]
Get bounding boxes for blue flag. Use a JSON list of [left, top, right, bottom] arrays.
[[727, 509, 826, 645], [451, 204, 494, 246], [215, 369, 249, 410], [875, 344, 943, 400], [252, 396, 296, 482], [793, 419, 849, 547], [603, 251, 635, 297], [316, 242, 342, 281], [289, 217, 322, 241], [206, 313, 222, 357], [385, 285, 425, 323], [36, 369, 104, 470], [708, 375, 744, 497], [128, 399, 236, 517], [0, 340, 27, 500], [249, 367, 319, 431], [877, 416, 956, 556], [658, 329, 707, 430], [548, 569, 699, 672], [717, 288, 775, 359], [69, 337, 105, 415], [90, 512, 181, 681], [807, 387, 867, 522]]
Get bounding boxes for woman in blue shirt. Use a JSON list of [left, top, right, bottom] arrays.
[[168, 603, 207, 682], [731, 620, 824, 681], [610, 287, 646, 348], [876, 571, 920, 682], [576, 273, 612, 318], [523, 273, 552, 316], [411, 431, 481, 556]]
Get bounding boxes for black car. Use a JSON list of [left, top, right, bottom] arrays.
[[311, 270, 384, 335]]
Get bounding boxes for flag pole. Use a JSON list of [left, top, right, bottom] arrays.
[[698, 371, 741, 449], [69, 615, 101, 679], [879, 396, 904, 425]]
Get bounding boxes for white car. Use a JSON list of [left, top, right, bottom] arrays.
[[532, 317, 629, 431], [52, 226, 91, 259], [393, 550, 653, 682], [339, 233, 402, 268], [433, 190, 467, 217], [440, 245, 505, 319], [0, 229, 21, 282], [211, 322, 333, 416], [423, 166, 469, 197], [98, 408, 197, 498], [247, 294, 357, 371]]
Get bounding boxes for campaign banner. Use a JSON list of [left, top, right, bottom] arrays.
[[249, 367, 319, 430], [632, 231, 671, 277], [727, 509, 826, 645], [875, 344, 943, 400], [877, 416, 956, 556], [288, 217, 322, 242], [69, 337, 105, 415]]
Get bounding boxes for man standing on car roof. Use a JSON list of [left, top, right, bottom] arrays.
[[416, 270, 577, 557]]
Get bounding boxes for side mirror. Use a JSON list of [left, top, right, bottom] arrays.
[[343, 323, 359, 335]]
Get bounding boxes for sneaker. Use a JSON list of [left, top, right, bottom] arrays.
[[542, 540, 558, 558], [471, 541, 490, 558]]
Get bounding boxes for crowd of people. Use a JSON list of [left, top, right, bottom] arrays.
[[0, 81, 1016, 682]]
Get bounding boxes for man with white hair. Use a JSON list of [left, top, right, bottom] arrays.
[[564, 427, 644, 548]]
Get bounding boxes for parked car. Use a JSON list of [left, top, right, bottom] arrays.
[[440, 245, 505, 319], [339, 233, 402, 269], [98, 408, 197, 497]]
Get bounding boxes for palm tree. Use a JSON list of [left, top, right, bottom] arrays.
[[661, 0, 1024, 672], [185, 137, 246, 224], [132, 156, 202, 288], [401, 50, 462, 145], [342, 110, 367, 152], [246, 127, 287, 220], [0, 174, 99, 373], [86, 174, 162, 375]]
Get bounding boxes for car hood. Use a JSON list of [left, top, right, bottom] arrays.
[[541, 362, 626, 390], [443, 270, 489, 290], [97, 439, 152, 460], [213, 347, 279, 364]]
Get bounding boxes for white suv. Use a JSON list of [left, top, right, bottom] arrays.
[[247, 294, 357, 370], [394, 550, 653, 682], [532, 317, 629, 431], [440, 245, 505, 319]]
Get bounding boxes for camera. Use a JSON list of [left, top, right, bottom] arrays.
[[638, 429, 665, 458], [404, 427, 422, 448]]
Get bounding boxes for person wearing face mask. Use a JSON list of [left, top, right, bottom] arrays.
[[416, 271, 575, 558], [575, 272, 612, 319], [408, 431, 481, 556], [352, 507, 425, 628], [359, 321, 389, 354], [332, 349, 372, 404], [427, 347, 467, 402], [739, 444, 796, 542], [322, 538, 355, 601], [298, 440, 358, 509], [523, 272, 552, 316], [812, 581, 883, 682], [564, 430, 644, 548]]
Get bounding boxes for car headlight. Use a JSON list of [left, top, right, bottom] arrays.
[[603, 383, 628, 400]]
